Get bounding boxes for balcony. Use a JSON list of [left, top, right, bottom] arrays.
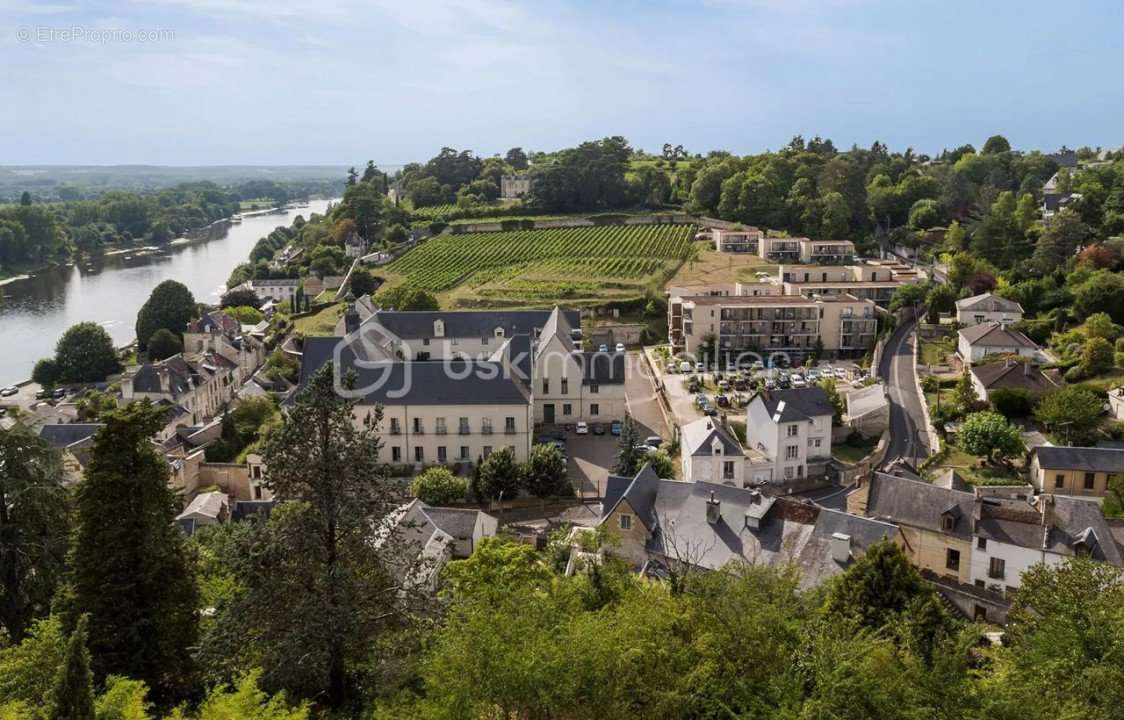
[[435, 427, 447, 435], [458, 426, 471, 435], [389, 426, 402, 435], [481, 427, 493, 435]]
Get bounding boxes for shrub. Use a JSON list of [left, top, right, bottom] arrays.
[[476, 448, 521, 500], [412, 467, 468, 506], [989, 388, 1036, 418]]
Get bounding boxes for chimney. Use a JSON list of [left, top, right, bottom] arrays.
[[745, 510, 761, 530], [749, 489, 762, 505], [705, 491, 721, 525], [831, 532, 852, 564]]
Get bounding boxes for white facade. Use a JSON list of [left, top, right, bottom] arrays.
[[744, 396, 832, 485], [253, 280, 300, 304], [367, 402, 534, 466], [968, 534, 1065, 594]]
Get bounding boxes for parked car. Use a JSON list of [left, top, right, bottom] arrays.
[[717, 379, 730, 390], [851, 378, 866, 388], [592, 422, 606, 435], [764, 379, 777, 390], [733, 379, 748, 391], [610, 420, 623, 436], [679, 361, 692, 373], [0, 386, 18, 397], [644, 435, 663, 448], [666, 362, 678, 373], [615, 342, 625, 352], [687, 381, 700, 393], [35, 388, 51, 400], [598, 344, 609, 352], [716, 394, 731, 407], [791, 375, 807, 388], [52, 388, 66, 399], [695, 362, 705, 372], [575, 421, 589, 435], [695, 393, 708, 407], [834, 367, 848, 379], [702, 404, 718, 416], [0, 407, 7, 417]]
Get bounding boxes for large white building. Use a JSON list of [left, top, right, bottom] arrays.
[[744, 388, 835, 486]]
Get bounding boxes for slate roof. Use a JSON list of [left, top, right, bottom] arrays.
[[754, 387, 834, 422], [1032, 445, 1124, 474], [959, 322, 1037, 349], [300, 336, 532, 405], [681, 417, 744, 457], [187, 310, 241, 336], [39, 423, 103, 449], [610, 477, 898, 586], [131, 355, 195, 394], [955, 293, 1024, 314], [971, 361, 1056, 392], [601, 465, 661, 531], [579, 351, 626, 385], [365, 308, 576, 339], [862, 472, 976, 538]]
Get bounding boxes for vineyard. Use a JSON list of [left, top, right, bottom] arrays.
[[382, 223, 696, 306]]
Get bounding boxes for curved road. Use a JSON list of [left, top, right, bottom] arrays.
[[878, 316, 930, 467]]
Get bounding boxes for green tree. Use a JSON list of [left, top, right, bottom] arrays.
[[347, 267, 377, 297], [0, 425, 69, 642], [952, 368, 979, 415], [824, 539, 931, 630], [375, 285, 439, 311], [93, 676, 151, 720], [521, 444, 571, 498], [907, 198, 941, 229], [31, 358, 60, 388], [135, 280, 195, 352], [981, 134, 1011, 154], [411, 467, 467, 505], [1034, 209, 1091, 270], [613, 415, 644, 476], [644, 449, 676, 479], [925, 284, 956, 323], [47, 614, 95, 720], [1073, 271, 1124, 323], [53, 322, 121, 383], [204, 364, 406, 708], [889, 281, 929, 312], [145, 328, 182, 361], [1035, 386, 1104, 445], [818, 377, 846, 425], [476, 447, 520, 500], [0, 616, 66, 710], [196, 671, 309, 720], [65, 402, 198, 706], [1081, 336, 1115, 376], [958, 411, 1025, 463]]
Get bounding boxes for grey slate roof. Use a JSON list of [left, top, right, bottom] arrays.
[[1032, 445, 1124, 474], [755, 387, 834, 422], [959, 322, 1037, 349], [681, 417, 743, 457], [300, 336, 532, 405], [863, 472, 976, 538], [421, 506, 485, 540], [971, 361, 1056, 392], [955, 293, 1024, 314], [602, 465, 661, 531], [365, 309, 577, 339], [39, 423, 103, 449], [579, 351, 626, 385]]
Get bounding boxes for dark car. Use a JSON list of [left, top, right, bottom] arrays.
[[52, 387, 67, 399], [610, 420, 623, 436], [716, 394, 730, 407], [592, 422, 606, 435], [687, 381, 700, 393]]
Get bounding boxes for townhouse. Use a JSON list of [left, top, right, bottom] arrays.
[[252, 278, 300, 304], [778, 262, 907, 308], [121, 352, 238, 425], [955, 293, 1024, 326], [598, 466, 900, 585], [712, 227, 763, 253], [1028, 445, 1124, 497], [183, 310, 267, 384], [744, 387, 835, 486], [679, 415, 773, 487]]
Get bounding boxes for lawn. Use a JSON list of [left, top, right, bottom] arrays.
[[382, 223, 695, 308], [919, 336, 955, 367], [293, 303, 344, 336], [833, 434, 879, 464], [931, 443, 1023, 486], [667, 244, 777, 286]]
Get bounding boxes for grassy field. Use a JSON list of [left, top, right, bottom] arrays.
[[919, 336, 956, 366], [382, 223, 695, 307], [667, 244, 777, 286], [293, 303, 344, 336]]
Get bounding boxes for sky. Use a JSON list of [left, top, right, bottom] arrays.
[[1, 0, 1122, 166]]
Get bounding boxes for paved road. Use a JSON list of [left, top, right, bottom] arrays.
[[624, 351, 670, 439], [878, 316, 930, 466]]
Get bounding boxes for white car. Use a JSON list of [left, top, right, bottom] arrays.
[[834, 367, 848, 379], [791, 375, 807, 388], [575, 421, 589, 435], [679, 361, 692, 373], [598, 344, 609, 352], [695, 362, 705, 372], [615, 342, 625, 352], [0, 386, 18, 397]]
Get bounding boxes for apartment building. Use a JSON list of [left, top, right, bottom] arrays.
[[779, 263, 905, 308], [121, 353, 238, 425], [668, 293, 877, 360], [183, 310, 266, 384], [712, 227, 763, 253]]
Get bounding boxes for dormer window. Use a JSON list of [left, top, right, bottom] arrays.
[[941, 515, 954, 531], [494, 327, 505, 338], [433, 319, 445, 338]]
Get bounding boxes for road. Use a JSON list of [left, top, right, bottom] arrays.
[[878, 316, 930, 467]]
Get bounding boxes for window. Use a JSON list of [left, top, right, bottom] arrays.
[[435, 417, 447, 435], [723, 461, 735, 480], [563, 403, 572, 416], [1055, 473, 1064, 488], [482, 418, 493, 434], [946, 548, 960, 571], [619, 513, 632, 531], [390, 418, 401, 435], [561, 379, 569, 394], [542, 379, 549, 394], [977, 537, 987, 550], [1084, 472, 1096, 490], [391, 446, 401, 462], [414, 447, 424, 462], [941, 515, 954, 531], [590, 403, 599, 415], [421, 338, 430, 346], [988, 557, 1005, 579], [482, 445, 492, 458], [787, 424, 798, 437], [459, 446, 470, 460], [413, 417, 423, 434], [590, 383, 599, 394], [459, 417, 470, 434], [505, 416, 516, 433], [785, 445, 799, 460]]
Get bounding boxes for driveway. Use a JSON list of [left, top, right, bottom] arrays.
[[625, 351, 669, 440], [878, 317, 930, 466]]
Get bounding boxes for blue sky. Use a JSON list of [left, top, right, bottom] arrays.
[[2, 0, 1121, 166]]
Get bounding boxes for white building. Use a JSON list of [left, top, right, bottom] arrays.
[[957, 322, 1040, 363], [679, 416, 773, 486], [955, 293, 1024, 326], [743, 388, 834, 486], [252, 278, 300, 304]]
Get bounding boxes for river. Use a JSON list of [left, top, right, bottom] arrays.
[[0, 198, 336, 386]]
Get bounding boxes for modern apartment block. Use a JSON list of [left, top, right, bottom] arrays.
[[711, 229, 855, 264], [712, 227, 763, 253], [778, 262, 911, 308], [667, 293, 878, 360]]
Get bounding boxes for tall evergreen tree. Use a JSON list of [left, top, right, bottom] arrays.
[[613, 415, 644, 476], [0, 424, 70, 642], [48, 614, 95, 720], [65, 401, 198, 706]]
